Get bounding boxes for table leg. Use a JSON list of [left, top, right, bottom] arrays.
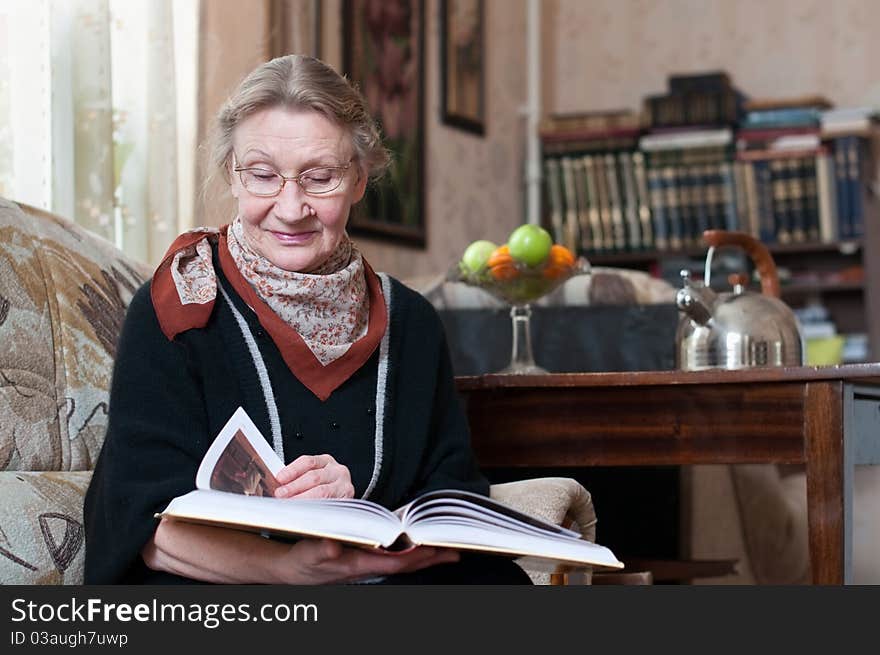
[[803, 381, 844, 584]]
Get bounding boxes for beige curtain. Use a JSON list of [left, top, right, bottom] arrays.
[[0, 0, 198, 267]]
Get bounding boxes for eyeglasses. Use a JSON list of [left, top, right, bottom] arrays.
[[232, 159, 354, 197]]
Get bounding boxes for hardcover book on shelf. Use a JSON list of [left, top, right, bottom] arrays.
[[820, 107, 877, 138], [644, 89, 742, 128], [645, 157, 669, 251], [742, 107, 822, 129], [603, 153, 627, 251], [631, 152, 654, 249], [675, 163, 696, 248], [737, 155, 779, 244], [833, 138, 852, 239], [619, 151, 643, 250], [157, 408, 624, 573], [571, 157, 592, 252], [843, 135, 868, 239], [661, 161, 683, 251], [770, 158, 792, 244], [785, 156, 807, 243], [539, 108, 641, 134], [639, 127, 733, 151], [583, 155, 606, 252], [743, 95, 833, 112], [736, 126, 821, 152], [559, 156, 581, 251], [800, 156, 821, 242], [815, 151, 839, 243], [543, 158, 566, 249], [594, 153, 615, 252]]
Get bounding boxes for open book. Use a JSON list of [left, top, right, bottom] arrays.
[[157, 408, 624, 572]]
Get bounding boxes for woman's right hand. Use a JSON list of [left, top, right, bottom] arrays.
[[279, 539, 460, 585], [274, 454, 355, 500], [144, 520, 460, 585]]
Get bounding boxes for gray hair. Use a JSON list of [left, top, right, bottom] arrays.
[[203, 55, 391, 194]]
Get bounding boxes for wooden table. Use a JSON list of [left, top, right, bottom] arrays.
[[457, 364, 880, 584]]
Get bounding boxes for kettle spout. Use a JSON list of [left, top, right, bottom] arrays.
[[675, 270, 714, 326]]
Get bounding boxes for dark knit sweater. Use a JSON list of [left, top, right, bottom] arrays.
[[83, 264, 488, 584]]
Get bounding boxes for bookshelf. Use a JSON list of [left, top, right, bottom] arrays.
[[539, 113, 880, 362]]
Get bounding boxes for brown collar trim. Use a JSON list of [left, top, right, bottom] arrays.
[[150, 230, 218, 340]]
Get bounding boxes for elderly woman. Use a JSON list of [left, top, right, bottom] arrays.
[[83, 55, 530, 585]]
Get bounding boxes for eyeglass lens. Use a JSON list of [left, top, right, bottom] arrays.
[[239, 167, 346, 196]]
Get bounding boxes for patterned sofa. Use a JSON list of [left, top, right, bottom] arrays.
[[0, 198, 149, 584]]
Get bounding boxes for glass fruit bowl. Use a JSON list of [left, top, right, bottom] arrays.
[[448, 255, 590, 374]]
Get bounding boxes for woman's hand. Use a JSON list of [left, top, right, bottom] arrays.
[[144, 520, 460, 584], [274, 454, 354, 499], [280, 539, 460, 585]]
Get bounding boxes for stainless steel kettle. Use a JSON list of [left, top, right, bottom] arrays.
[[675, 230, 804, 371]]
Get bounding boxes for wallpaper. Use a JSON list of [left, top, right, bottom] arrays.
[[551, 0, 880, 113]]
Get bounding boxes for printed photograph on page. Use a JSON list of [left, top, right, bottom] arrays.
[[209, 428, 280, 496]]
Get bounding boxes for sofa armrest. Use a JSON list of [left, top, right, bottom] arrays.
[[489, 477, 597, 584]]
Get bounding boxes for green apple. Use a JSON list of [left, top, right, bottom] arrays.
[[461, 239, 498, 273], [507, 224, 552, 266]]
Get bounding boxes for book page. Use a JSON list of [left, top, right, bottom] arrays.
[[195, 407, 284, 494], [397, 489, 623, 571], [162, 490, 403, 549], [401, 489, 581, 538]]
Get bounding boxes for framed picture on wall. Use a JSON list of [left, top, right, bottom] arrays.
[[342, 0, 426, 248], [440, 0, 485, 135]]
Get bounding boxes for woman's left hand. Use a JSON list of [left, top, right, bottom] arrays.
[[274, 454, 355, 499]]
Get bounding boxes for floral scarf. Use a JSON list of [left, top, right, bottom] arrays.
[[225, 218, 369, 366]]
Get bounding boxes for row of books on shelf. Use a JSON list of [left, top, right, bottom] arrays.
[[541, 128, 870, 256]]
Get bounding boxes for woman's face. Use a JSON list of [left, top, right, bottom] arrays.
[[230, 107, 366, 272]]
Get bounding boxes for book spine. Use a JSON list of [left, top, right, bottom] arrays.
[[571, 157, 591, 253], [786, 157, 807, 243], [603, 153, 627, 251], [846, 136, 865, 239], [559, 156, 580, 250], [753, 159, 775, 243], [583, 155, 604, 253], [732, 160, 752, 237], [741, 160, 761, 240], [690, 163, 710, 243], [801, 156, 820, 242], [719, 161, 739, 232], [645, 153, 668, 251], [631, 152, 654, 249], [662, 158, 683, 250], [619, 151, 642, 250], [770, 158, 790, 243], [675, 162, 696, 247], [815, 152, 837, 243], [833, 137, 852, 239], [543, 158, 566, 248], [702, 161, 721, 231], [743, 107, 821, 128], [594, 154, 614, 251]]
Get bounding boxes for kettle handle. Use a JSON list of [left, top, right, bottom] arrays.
[[702, 230, 781, 298]]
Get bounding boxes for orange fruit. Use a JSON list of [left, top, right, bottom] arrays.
[[548, 244, 576, 268], [486, 244, 513, 269], [490, 262, 520, 281]]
